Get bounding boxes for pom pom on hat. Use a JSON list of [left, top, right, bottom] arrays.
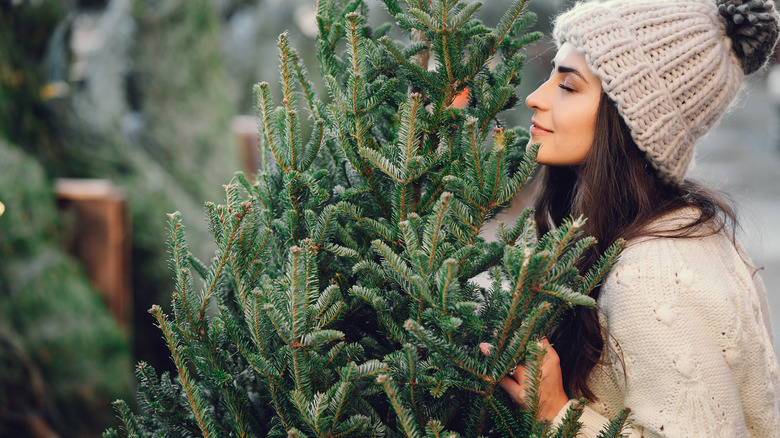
[[717, 0, 780, 74], [553, 0, 780, 183]]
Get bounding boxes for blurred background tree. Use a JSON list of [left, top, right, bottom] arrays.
[[0, 141, 132, 437]]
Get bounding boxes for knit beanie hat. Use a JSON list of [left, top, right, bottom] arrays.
[[553, 0, 780, 183]]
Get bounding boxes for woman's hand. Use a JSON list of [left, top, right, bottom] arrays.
[[479, 339, 570, 421]]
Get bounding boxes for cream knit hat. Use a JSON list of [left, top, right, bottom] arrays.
[[553, 0, 780, 183]]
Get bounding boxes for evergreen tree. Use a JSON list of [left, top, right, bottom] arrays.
[[107, 1, 627, 436]]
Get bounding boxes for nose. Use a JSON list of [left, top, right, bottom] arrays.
[[525, 82, 546, 111]]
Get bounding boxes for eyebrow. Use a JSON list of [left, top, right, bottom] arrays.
[[551, 60, 589, 84]]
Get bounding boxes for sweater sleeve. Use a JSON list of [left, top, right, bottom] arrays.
[[559, 236, 780, 438]]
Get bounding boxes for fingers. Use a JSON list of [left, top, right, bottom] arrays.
[[509, 363, 527, 383], [486, 337, 566, 417], [480, 339, 554, 381], [538, 337, 560, 366], [499, 374, 529, 408], [499, 375, 519, 392], [481, 342, 524, 383], [484, 338, 550, 354]]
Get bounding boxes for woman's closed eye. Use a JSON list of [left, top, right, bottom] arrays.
[[558, 83, 575, 92]]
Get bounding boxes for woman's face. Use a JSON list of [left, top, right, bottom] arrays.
[[525, 42, 602, 166]]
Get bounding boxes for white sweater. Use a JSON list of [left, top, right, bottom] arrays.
[[552, 213, 780, 437]]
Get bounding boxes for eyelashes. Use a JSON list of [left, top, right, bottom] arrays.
[[558, 83, 575, 92]]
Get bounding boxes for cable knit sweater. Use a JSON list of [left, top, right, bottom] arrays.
[[552, 211, 780, 437]]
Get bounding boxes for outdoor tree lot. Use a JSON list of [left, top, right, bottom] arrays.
[[106, 0, 630, 437]]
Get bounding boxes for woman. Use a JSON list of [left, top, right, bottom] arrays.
[[496, 0, 780, 436]]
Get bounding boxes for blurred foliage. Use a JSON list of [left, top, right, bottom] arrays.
[[0, 139, 132, 437], [0, 0, 65, 167], [1, 0, 240, 434], [131, 0, 238, 200], [2, 0, 241, 377]]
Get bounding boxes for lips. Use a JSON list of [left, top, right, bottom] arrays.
[[530, 121, 553, 135]]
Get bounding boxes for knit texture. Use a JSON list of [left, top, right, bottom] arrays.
[[551, 210, 780, 437], [553, 0, 779, 183]]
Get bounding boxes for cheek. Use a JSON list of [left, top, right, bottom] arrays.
[[554, 102, 598, 164], [579, 104, 599, 136], [575, 102, 599, 149]]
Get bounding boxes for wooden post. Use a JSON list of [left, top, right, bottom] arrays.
[[54, 179, 131, 330], [231, 115, 262, 180]]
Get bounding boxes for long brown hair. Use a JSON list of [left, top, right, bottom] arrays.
[[534, 93, 738, 400]]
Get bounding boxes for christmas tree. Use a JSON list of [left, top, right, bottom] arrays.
[[106, 0, 627, 436]]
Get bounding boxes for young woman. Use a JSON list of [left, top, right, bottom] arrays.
[[496, 0, 780, 436]]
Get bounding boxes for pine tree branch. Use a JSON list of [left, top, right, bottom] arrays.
[[302, 119, 326, 172], [263, 300, 294, 346], [376, 374, 423, 438], [552, 399, 586, 438], [466, 118, 485, 191], [425, 192, 452, 273], [245, 229, 272, 293], [246, 291, 270, 358], [498, 207, 536, 246], [269, 382, 294, 432], [439, 1, 456, 89], [112, 399, 144, 437], [403, 319, 485, 380], [379, 36, 440, 91], [174, 271, 198, 338], [256, 82, 290, 172], [150, 306, 217, 438], [577, 239, 625, 295], [522, 341, 546, 421], [135, 362, 169, 417], [359, 147, 405, 183], [372, 240, 418, 293], [449, 1, 481, 29], [401, 93, 424, 170], [492, 246, 535, 364], [332, 416, 372, 437], [443, 175, 483, 209], [289, 42, 324, 122], [167, 213, 203, 341], [437, 258, 457, 312], [478, 86, 513, 139], [493, 141, 538, 207], [288, 246, 308, 340], [291, 389, 319, 435], [328, 367, 353, 429], [338, 202, 396, 242], [486, 396, 522, 438], [314, 289, 345, 328], [292, 344, 314, 400], [494, 302, 549, 382], [491, 0, 530, 55], [402, 345, 427, 429], [198, 205, 249, 330], [596, 408, 632, 438]]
